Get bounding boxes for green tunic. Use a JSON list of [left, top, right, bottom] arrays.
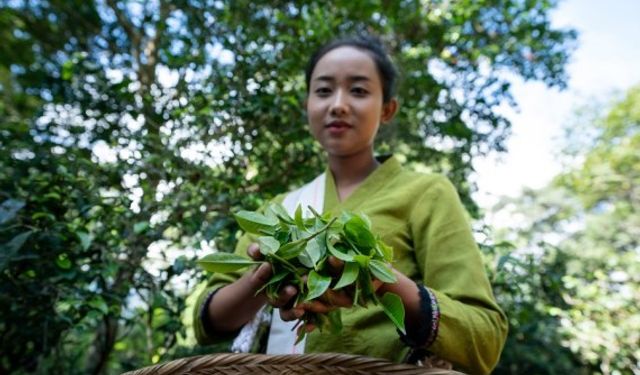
[[193, 156, 507, 374]]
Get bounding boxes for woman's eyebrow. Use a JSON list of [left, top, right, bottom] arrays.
[[349, 75, 371, 83], [313, 75, 372, 82]]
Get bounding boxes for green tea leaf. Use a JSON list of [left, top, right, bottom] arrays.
[[306, 270, 331, 301], [234, 210, 278, 234], [277, 239, 306, 259], [353, 254, 371, 268], [299, 235, 324, 268], [369, 260, 397, 283], [263, 206, 279, 224], [376, 240, 394, 262], [258, 236, 280, 255], [256, 269, 289, 295], [200, 207, 402, 337], [353, 279, 361, 306], [358, 213, 372, 230], [339, 211, 354, 223], [267, 203, 294, 224], [274, 230, 290, 244], [334, 261, 359, 289], [327, 241, 354, 262], [197, 253, 261, 273], [298, 249, 315, 268], [294, 327, 307, 345], [291, 226, 305, 241], [307, 205, 323, 219], [294, 205, 305, 230], [312, 216, 325, 232], [344, 215, 376, 249], [358, 270, 374, 305], [381, 292, 406, 334]]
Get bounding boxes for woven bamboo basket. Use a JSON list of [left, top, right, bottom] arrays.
[[121, 353, 465, 375]]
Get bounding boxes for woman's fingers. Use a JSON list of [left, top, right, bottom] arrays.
[[298, 300, 333, 314], [248, 262, 272, 291], [279, 289, 351, 320], [297, 290, 351, 314], [326, 255, 344, 276], [247, 243, 263, 260], [246, 243, 272, 293], [247, 243, 393, 324], [297, 322, 316, 335], [280, 306, 305, 321], [271, 285, 298, 309], [372, 278, 385, 291], [320, 288, 353, 308]]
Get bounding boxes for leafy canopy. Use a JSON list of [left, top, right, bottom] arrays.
[[0, 1, 574, 373], [489, 85, 640, 374]]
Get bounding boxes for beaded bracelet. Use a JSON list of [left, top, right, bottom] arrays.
[[423, 286, 440, 348], [397, 283, 440, 349]]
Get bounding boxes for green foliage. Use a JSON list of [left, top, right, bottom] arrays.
[[197, 253, 260, 273], [489, 85, 640, 374], [0, 0, 575, 373], [199, 204, 406, 338]]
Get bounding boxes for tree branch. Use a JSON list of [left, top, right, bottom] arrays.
[[105, 0, 140, 49]]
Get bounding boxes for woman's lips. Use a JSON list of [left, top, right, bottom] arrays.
[[325, 121, 352, 135]]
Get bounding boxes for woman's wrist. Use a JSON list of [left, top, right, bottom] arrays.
[[208, 273, 269, 332], [375, 269, 440, 348], [376, 268, 417, 297], [398, 284, 440, 348]]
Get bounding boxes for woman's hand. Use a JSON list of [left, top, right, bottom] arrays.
[[247, 245, 352, 329], [246, 243, 409, 334], [285, 256, 389, 333], [245, 243, 298, 309]]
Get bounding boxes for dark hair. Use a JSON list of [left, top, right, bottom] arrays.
[[304, 35, 398, 103]]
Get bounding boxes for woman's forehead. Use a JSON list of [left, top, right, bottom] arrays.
[[311, 46, 379, 82]]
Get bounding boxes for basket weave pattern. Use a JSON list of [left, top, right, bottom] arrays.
[[121, 353, 463, 375]]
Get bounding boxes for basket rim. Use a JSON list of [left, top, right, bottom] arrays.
[[121, 352, 464, 375]]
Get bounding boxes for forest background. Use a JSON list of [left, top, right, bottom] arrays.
[[1, 1, 637, 374]]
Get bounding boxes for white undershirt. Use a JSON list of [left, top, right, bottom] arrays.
[[266, 172, 326, 354]]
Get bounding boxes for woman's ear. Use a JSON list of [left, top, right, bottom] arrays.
[[380, 98, 398, 124]]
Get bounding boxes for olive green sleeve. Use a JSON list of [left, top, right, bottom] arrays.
[[192, 232, 256, 345], [410, 175, 508, 375]]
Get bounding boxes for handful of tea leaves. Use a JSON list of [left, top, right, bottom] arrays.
[[197, 203, 405, 341]]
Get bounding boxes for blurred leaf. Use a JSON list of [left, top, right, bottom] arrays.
[[133, 222, 149, 234], [0, 231, 32, 270], [0, 199, 25, 225], [76, 231, 91, 251]]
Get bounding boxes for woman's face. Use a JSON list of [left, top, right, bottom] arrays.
[[306, 46, 396, 158]]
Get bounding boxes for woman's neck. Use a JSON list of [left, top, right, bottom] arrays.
[[328, 150, 379, 201]]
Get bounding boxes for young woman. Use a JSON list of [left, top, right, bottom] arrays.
[[194, 35, 508, 375]]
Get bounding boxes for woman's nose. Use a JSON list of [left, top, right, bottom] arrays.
[[329, 90, 348, 116]]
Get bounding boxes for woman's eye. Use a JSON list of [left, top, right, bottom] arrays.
[[315, 87, 331, 95], [352, 87, 368, 95]]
